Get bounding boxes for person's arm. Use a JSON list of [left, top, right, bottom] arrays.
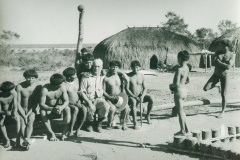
[[172, 68, 181, 88], [39, 88, 53, 111], [139, 74, 147, 102], [102, 78, 114, 100], [12, 91, 18, 118], [56, 85, 69, 112], [216, 55, 234, 69], [26, 85, 42, 117], [16, 85, 26, 118]]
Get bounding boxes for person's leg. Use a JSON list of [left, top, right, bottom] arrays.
[[76, 105, 87, 137], [23, 112, 35, 145], [62, 106, 71, 140], [40, 110, 58, 141], [0, 115, 10, 148], [174, 93, 188, 135], [69, 106, 79, 136], [107, 101, 116, 129], [120, 105, 130, 130], [19, 116, 26, 139], [143, 95, 154, 124], [95, 98, 110, 133], [218, 75, 229, 118], [13, 114, 21, 147], [203, 74, 220, 91], [85, 103, 96, 132], [128, 97, 139, 130]]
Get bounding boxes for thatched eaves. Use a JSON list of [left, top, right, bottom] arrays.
[[93, 27, 200, 69]]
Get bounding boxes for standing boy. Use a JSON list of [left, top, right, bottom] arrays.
[[203, 40, 234, 118], [80, 59, 110, 133], [63, 67, 87, 137], [40, 73, 70, 141], [103, 61, 130, 130], [0, 81, 20, 148], [169, 50, 190, 136], [127, 61, 154, 130], [16, 69, 42, 148]]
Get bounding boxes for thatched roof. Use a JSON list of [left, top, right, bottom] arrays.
[[93, 27, 200, 69], [209, 27, 240, 67]]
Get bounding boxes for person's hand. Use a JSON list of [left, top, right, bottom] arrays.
[[11, 111, 18, 119], [6, 111, 12, 116], [53, 106, 61, 114], [88, 103, 95, 114], [76, 103, 82, 108], [23, 115, 28, 124]]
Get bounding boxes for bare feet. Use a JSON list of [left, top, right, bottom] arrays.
[[4, 140, 10, 148], [68, 131, 74, 137], [122, 124, 128, 131], [49, 134, 59, 141], [217, 112, 225, 118], [76, 129, 82, 137], [61, 135, 68, 141], [174, 131, 186, 136], [106, 124, 112, 130], [145, 115, 152, 125], [134, 124, 140, 130], [22, 138, 30, 146]]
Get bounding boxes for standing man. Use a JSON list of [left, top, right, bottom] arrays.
[[75, 48, 89, 69], [127, 61, 154, 129], [203, 40, 234, 118], [103, 61, 130, 130], [79, 59, 110, 133]]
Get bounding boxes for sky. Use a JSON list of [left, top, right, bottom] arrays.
[[0, 0, 240, 44]]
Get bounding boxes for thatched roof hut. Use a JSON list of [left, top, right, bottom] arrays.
[[209, 27, 240, 67], [93, 27, 200, 69]]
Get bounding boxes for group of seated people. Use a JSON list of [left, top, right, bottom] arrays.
[[0, 52, 154, 150]]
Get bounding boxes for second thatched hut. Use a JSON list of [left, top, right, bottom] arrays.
[[93, 27, 200, 69]]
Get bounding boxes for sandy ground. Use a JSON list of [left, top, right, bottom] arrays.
[[0, 66, 240, 160]]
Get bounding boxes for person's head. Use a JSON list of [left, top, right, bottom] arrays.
[[63, 67, 76, 82], [109, 61, 121, 74], [220, 40, 232, 53], [130, 60, 141, 73], [23, 69, 38, 85], [177, 50, 189, 65], [82, 53, 94, 69], [92, 59, 103, 75], [50, 73, 65, 86], [81, 48, 89, 55], [0, 81, 15, 93]]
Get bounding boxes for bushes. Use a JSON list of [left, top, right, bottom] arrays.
[[0, 47, 75, 71]]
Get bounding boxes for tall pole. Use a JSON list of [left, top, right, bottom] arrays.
[[75, 5, 85, 69]]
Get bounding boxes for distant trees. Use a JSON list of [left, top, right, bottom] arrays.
[[218, 20, 237, 35], [0, 30, 20, 54], [161, 11, 191, 37], [194, 28, 218, 49]]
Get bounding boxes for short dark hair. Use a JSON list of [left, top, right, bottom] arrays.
[[50, 73, 65, 85], [23, 69, 38, 78], [130, 60, 141, 68], [0, 81, 15, 92], [177, 50, 189, 61], [82, 53, 94, 62], [81, 48, 89, 54], [221, 40, 232, 50], [63, 67, 76, 78], [109, 61, 121, 68]]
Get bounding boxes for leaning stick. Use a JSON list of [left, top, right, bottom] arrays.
[[75, 5, 85, 68], [140, 100, 143, 127]]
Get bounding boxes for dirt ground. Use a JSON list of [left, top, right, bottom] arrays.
[[0, 66, 240, 160]]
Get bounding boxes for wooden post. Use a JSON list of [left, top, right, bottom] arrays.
[[202, 129, 211, 140], [185, 137, 198, 151], [192, 130, 202, 141], [205, 53, 208, 73], [75, 5, 85, 69], [209, 55, 212, 71], [173, 136, 186, 149]]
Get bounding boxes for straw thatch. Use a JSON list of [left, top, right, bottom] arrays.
[[209, 27, 240, 67], [93, 27, 200, 69]]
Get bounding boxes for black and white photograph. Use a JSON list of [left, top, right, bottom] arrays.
[[0, 0, 240, 159]]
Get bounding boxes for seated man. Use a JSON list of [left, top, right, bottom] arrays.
[[103, 61, 130, 130], [39, 73, 70, 141], [127, 61, 154, 129], [16, 69, 42, 148], [0, 81, 20, 148], [63, 67, 87, 137], [80, 59, 110, 133]]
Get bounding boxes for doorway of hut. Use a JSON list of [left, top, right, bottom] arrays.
[[150, 55, 158, 69]]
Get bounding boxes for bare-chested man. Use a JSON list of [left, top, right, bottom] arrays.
[[169, 51, 190, 136], [40, 73, 70, 141], [63, 67, 87, 137], [0, 81, 20, 148], [103, 61, 130, 130], [127, 61, 154, 130], [203, 40, 234, 118], [16, 69, 42, 148]]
